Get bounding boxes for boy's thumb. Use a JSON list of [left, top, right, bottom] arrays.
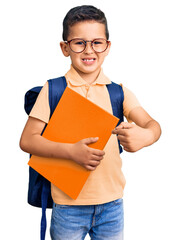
[[120, 122, 132, 129], [83, 137, 99, 145]]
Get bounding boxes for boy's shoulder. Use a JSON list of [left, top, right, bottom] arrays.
[[25, 76, 67, 117]]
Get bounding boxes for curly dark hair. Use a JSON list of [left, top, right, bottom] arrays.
[[62, 5, 109, 41]]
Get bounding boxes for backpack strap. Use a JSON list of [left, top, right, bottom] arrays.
[[40, 179, 50, 240], [40, 76, 67, 240], [48, 76, 67, 118], [106, 82, 124, 154]]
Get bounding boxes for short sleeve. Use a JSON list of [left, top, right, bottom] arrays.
[[29, 81, 50, 123], [120, 84, 141, 123]]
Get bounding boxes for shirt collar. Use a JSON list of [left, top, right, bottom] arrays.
[[64, 64, 111, 87]]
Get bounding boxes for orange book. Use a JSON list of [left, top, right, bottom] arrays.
[[28, 87, 119, 199]]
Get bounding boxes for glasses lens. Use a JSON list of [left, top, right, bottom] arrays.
[[92, 39, 108, 52], [70, 39, 85, 53]]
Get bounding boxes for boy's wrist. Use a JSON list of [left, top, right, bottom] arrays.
[[67, 143, 74, 160], [62, 143, 74, 160], [143, 128, 155, 147], [143, 119, 161, 147], [54, 142, 74, 160]]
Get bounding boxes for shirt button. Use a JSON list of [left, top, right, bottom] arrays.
[[85, 86, 90, 92]]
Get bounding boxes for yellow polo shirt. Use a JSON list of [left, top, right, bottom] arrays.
[[29, 64, 141, 205]]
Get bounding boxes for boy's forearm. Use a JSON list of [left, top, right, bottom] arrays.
[[20, 134, 73, 160], [144, 119, 162, 147]]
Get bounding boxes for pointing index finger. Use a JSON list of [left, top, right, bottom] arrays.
[[112, 128, 127, 136]]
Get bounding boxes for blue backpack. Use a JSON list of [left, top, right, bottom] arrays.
[[24, 76, 124, 240]]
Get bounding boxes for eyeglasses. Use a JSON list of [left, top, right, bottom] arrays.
[[64, 38, 110, 53]]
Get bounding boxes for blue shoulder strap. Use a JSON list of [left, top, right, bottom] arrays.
[[40, 76, 67, 240], [48, 76, 67, 118], [106, 82, 124, 153]]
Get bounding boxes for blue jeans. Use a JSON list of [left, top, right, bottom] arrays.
[[50, 198, 124, 240]]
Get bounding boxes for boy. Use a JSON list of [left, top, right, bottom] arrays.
[[20, 5, 161, 240]]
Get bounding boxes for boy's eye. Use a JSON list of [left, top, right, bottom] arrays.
[[74, 41, 84, 45], [93, 41, 102, 45]]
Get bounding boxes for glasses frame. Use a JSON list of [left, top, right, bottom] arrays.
[[64, 38, 110, 53]]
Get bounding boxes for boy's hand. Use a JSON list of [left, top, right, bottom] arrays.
[[112, 122, 153, 152], [70, 137, 105, 171]]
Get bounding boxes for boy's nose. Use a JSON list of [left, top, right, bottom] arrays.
[[84, 42, 94, 53]]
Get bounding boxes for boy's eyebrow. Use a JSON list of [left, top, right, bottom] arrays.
[[67, 37, 107, 41]]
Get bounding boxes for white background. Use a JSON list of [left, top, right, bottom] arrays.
[[1, 0, 181, 239]]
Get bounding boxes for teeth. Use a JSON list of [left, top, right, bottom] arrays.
[[83, 59, 95, 62]]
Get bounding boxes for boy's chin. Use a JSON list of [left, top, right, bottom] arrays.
[[75, 64, 99, 73]]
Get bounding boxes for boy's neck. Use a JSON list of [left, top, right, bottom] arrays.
[[73, 65, 101, 85]]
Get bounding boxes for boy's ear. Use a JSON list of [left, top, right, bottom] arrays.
[[105, 41, 111, 56], [60, 41, 70, 57]]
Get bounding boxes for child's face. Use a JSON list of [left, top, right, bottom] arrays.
[[60, 21, 111, 81]]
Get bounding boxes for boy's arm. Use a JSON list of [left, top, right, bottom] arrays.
[[19, 116, 72, 159], [112, 106, 161, 152], [19, 116, 105, 171]]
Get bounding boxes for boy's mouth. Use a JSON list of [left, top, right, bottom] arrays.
[[82, 58, 96, 64]]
